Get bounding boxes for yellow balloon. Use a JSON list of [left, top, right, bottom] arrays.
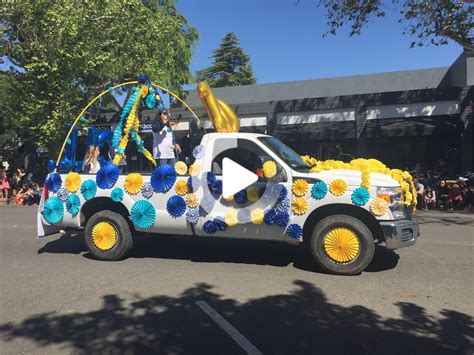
[[197, 81, 240, 132]]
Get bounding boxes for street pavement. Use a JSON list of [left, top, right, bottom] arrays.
[[0, 206, 473, 354]]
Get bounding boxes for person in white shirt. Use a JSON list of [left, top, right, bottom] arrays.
[[152, 110, 181, 166]]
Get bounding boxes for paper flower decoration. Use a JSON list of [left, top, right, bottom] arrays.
[[65, 172, 81, 192], [206, 172, 216, 186], [275, 197, 290, 212], [43, 197, 64, 224], [151, 165, 176, 192], [292, 179, 309, 197], [167, 195, 186, 218], [200, 194, 216, 212], [66, 194, 80, 215], [247, 186, 260, 203], [329, 179, 347, 196], [210, 180, 222, 195], [187, 176, 200, 193], [186, 193, 199, 208], [352, 187, 370, 206], [275, 211, 290, 227], [251, 208, 264, 224], [96, 164, 119, 189], [286, 224, 303, 240], [141, 182, 154, 199], [292, 197, 308, 215], [46, 173, 62, 193], [237, 208, 250, 223], [272, 184, 288, 201], [124, 173, 143, 195], [186, 208, 200, 224], [311, 181, 328, 200], [370, 197, 389, 216], [81, 179, 97, 200], [193, 144, 205, 159], [188, 163, 201, 177], [263, 160, 277, 179], [131, 200, 156, 229], [175, 180, 189, 196], [57, 188, 69, 202], [203, 220, 217, 234], [111, 187, 124, 202], [174, 161, 188, 175], [234, 190, 247, 204], [264, 209, 277, 225], [214, 217, 228, 232], [225, 209, 238, 227]]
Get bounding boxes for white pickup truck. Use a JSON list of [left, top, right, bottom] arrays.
[[38, 132, 419, 275]]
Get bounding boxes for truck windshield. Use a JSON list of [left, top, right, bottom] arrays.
[[258, 136, 310, 172]]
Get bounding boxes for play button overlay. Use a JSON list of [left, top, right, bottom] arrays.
[[222, 158, 258, 199]]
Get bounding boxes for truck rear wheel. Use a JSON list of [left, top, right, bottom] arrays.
[[309, 214, 375, 275], [84, 210, 133, 261]]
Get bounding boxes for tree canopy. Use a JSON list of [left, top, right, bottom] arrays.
[[0, 0, 198, 154], [316, 0, 473, 50], [196, 32, 256, 88]]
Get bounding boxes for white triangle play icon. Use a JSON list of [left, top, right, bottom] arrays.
[[222, 158, 258, 199]]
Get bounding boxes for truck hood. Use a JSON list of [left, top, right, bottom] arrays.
[[296, 169, 399, 188]]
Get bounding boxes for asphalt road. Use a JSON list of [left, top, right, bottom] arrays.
[[0, 206, 473, 354]]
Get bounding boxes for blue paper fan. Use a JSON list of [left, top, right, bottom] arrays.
[[57, 188, 69, 202], [66, 194, 81, 215], [234, 190, 247, 204], [272, 184, 288, 201], [141, 182, 154, 199], [43, 197, 64, 224], [111, 187, 124, 202], [352, 187, 370, 206], [275, 197, 290, 212], [80, 179, 97, 200], [96, 164, 119, 189], [186, 208, 200, 224], [187, 176, 200, 193], [166, 195, 186, 218], [311, 181, 328, 200], [264, 209, 277, 225], [275, 211, 290, 228], [286, 223, 303, 240], [213, 217, 227, 232], [193, 145, 205, 159], [206, 172, 216, 185], [131, 200, 156, 229], [151, 164, 177, 192], [46, 173, 62, 193], [210, 180, 222, 195], [203, 220, 217, 234]]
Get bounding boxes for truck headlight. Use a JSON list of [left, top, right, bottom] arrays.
[[377, 187, 405, 220]]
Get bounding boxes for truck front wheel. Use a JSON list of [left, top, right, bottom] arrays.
[[84, 210, 133, 261], [310, 214, 375, 275]]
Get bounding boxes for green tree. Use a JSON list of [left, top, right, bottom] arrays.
[[315, 0, 473, 50], [0, 0, 198, 152], [196, 32, 256, 87]]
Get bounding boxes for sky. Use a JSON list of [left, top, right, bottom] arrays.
[[177, 0, 463, 85]]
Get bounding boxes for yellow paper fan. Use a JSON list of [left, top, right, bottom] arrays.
[[65, 172, 81, 192], [124, 173, 143, 195], [292, 179, 308, 197], [174, 161, 188, 175], [188, 163, 201, 177], [175, 180, 188, 196], [263, 160, 277, 179], [247, 186, 260, 202], [250, 208, 264, 224], [370, 198, 389, 216], [225, 209, 238, 227], [292, 197, 308, 215], [329, 179, 347, 196], [186, 193, 199, 208]]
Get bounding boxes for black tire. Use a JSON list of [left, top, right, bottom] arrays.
[[84, 210, 133, 261], [310, 214, 375, 275]]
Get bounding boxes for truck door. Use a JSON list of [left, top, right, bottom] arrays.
[[197, 137, 292, 241]]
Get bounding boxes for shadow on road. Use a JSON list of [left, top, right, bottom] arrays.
[[0, 281, 472, 354], [38, 233, 399, 274], [416, 211, 474, 226]]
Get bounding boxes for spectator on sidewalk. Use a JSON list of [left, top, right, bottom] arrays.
[[26, 183, 41, 205], [414, 178, 424, 209], [437, 180, 453, 211], [459, 180, 473, 211], [0, 168, 10, 200], [449, 184, 464, 210], [15, 184, 29, 206], [423, 187, 436, 210]]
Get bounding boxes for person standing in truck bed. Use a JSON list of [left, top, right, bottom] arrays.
[[152, 110, 181, 166]]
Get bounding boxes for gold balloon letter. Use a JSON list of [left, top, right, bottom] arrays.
[[197, 81, 240, 132]]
